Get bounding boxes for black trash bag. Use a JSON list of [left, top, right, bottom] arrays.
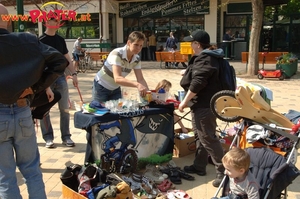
[[60, 164, 82, 192]]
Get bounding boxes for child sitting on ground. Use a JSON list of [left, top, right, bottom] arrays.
[[220, 147, 260, 199], [155, 79, 189, 133]]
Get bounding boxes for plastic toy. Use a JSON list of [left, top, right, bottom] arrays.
[[257, 52, 285, 80]]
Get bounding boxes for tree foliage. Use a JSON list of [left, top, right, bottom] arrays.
[[278, 0, 300, 17], [264, 0, 300, 22]]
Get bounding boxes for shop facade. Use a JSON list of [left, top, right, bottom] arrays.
[[3, 0, 299, 58]]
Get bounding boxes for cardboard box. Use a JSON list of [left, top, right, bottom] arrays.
[[62, 184, 87, 199], [173, 128, 196, 157]]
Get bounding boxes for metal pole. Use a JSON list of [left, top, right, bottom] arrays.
[[99, 0, 103, 52], [17, 0, 24, 32]]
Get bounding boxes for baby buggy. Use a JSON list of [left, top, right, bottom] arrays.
[[210, 82, 300, 198]]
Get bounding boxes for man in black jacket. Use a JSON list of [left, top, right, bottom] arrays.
[[178, 30, 225, 188], [0, 4, 68, 199]]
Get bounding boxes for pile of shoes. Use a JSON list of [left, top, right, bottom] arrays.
[[158, 160, 195, 185]]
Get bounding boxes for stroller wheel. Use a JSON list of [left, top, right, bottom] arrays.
[[210, 90, 242, 122]]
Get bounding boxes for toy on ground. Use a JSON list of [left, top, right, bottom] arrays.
[[257, 52, 285, 80]]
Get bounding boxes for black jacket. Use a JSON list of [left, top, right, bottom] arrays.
[[180, 49, 224, 109], [0, 28, 68, 104]]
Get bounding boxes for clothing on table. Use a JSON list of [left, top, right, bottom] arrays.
[[93, 45, 141, 103], [0, 27, 67, 199], [39, 33, 72, 142], [148, 34, 157, 61]]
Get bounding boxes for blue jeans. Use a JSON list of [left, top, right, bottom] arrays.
[[0, 101, 46, 199], [72, 53, 80, 61], [40, 75, 71, 141], [92, 80, 121, 103]]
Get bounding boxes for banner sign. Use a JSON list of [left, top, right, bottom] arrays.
[[119, 0, 209, 18], [81, 43, 111, 48]]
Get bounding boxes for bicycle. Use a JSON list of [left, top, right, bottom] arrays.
[[78, 53, 87, 73], [83, 49, 95, 71], [78, 49, 94, 73], [97, 119, 138, 174]]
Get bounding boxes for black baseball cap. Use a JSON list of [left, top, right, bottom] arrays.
[[183, 30, 210, 45]]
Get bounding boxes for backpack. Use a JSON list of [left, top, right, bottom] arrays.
[[217, 58, 236, 91]]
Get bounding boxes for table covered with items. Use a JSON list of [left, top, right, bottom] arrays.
[[74, 101, 175, 172]]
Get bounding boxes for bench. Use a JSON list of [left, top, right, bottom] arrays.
[[155, 51, 188, 69], [241, 52, 288, 65], [87, 52, 110, 67]]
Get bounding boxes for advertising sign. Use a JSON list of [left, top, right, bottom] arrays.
[[119, 0, 209, 18]]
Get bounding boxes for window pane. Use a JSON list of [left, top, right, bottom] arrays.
[[86, 26, 97, 39], [224, 15, 247, 27], [187, 16, 204, 31]]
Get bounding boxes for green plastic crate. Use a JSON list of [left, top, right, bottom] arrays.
[[276, 60, 298, 77]]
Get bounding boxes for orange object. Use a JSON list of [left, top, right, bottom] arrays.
[[238, 126, 286, 156], [62, 184, 87, 199]]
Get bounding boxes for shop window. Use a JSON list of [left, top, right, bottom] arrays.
[[12, 18, 38, 35], [187, 16, 204, 31], [123, 18, 139, 42], [56, 13, 99, 39], [123, 15, 204, 43], [273, 25, 289, 51], [223, 15, 251, 42]]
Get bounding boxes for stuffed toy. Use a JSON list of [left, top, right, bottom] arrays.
[[115, 182, 133, 199]]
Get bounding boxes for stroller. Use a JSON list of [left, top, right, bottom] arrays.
[[210, 83, 300, 199]]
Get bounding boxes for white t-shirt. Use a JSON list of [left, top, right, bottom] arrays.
[[228, 171, 260, 199], [72, 40, 81, 54], [95, 45, 141, 90]]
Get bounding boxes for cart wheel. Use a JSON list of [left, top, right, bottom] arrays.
[[257, 73, 264, 80], [210, 90, 242, 122], [279, 73, 285, 80], [118, 149, 138, 174]]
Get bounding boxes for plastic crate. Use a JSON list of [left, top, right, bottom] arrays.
[[276, 60, 298, 78], [180, 42, 193, 55]]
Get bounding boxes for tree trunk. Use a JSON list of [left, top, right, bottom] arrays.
[[247, 0, 264, 75]]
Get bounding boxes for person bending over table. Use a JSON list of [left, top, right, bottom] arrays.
[[92, 31, 149, 103]]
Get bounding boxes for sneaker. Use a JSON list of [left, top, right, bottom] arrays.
[[212, 173, 225, 187], [62, 138, 75, 147], [45, 140, 54, 148], [183, 165, 206, 176]]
